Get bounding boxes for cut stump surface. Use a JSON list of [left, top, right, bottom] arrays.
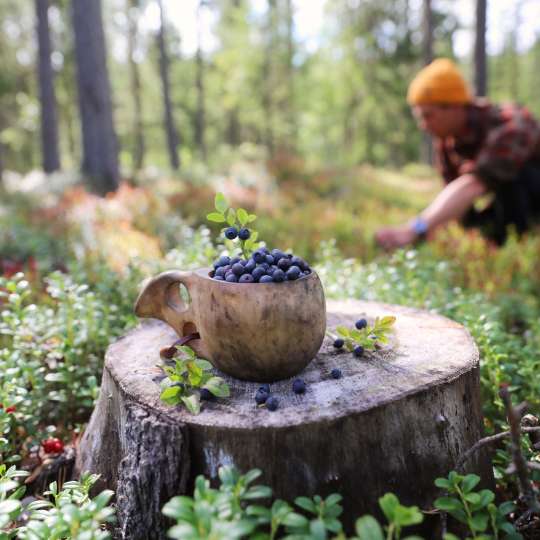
[[77, 300, 492, 539]]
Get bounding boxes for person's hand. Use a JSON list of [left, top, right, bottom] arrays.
[[375, 224, 417, 250]]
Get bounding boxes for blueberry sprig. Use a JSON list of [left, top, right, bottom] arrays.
[[207, 192, 259, 259], [328, 316, 396, 357], [159, 345, 230, 414]]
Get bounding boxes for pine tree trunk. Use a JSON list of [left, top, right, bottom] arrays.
[[194, 1, 207, 162], [156, 0, 180, 170], [72, 0, 119, 195], [127, 0, 145, 171], [474, 0, 487, 96], [35, 0, 60, 173]]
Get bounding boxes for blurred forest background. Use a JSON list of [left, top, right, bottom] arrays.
[[2, 0, 540, 192]]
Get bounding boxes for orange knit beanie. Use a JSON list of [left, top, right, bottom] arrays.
[[407, 58, 472, 105]]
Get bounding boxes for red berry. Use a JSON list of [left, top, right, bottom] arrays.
[[5, 406, 16, 414], [41, 438, 64, 454]]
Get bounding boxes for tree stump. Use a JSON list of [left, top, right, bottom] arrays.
[[76, 300, 493, 539]]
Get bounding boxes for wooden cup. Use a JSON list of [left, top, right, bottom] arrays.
[[134, 267, 326, 382]]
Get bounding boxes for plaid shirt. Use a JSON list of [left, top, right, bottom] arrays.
[[436, 99, 540, 189]]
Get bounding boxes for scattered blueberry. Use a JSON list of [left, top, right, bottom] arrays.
[[266, 396, 279, 411], [259, 383, 270, 393], [333, 338, 344, 349], [292, 379, 306, 394], [200, 388, 215, 401], [255, 389, 269, 405], [225, 227, 238, 240], [331, 368, 342, 379], [353, 345, 364, 357], [238, 228, 251, 240], [259, 275, 273, 283], [355, 319, 367, 330]]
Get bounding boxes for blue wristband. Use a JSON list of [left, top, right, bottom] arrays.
[[412, 217, 429, 236]]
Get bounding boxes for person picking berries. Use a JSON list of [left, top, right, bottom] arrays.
[[376, 58, 540, 249]]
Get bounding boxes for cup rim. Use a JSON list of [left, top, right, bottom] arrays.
[[195, 266, 316, 285]]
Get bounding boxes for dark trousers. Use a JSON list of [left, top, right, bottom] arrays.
[[461, 163, 540, 245]]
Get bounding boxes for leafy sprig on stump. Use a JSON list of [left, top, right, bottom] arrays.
[[207, 192, 260, 259], [329, 316, 396, 353], [159, 346, 230, 414]]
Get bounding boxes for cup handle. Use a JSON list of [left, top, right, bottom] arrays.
[[134, 270, 197, 338]]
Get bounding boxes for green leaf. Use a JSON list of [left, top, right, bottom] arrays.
[[244, 486, 272, 500], [283, 511, 309, 529], [434, 497, 463, 512], [309, 519, 327, 540], [160, 385, 181, 404], [462, 474, 481, 493], [194, 359, 213, 370], [204, 377, 230, 398], [237, 208, 249, 226], [181, 394, 201, 415], [354, 515, 384, 540], [393, 505, 423, 527], [464, 493, 481, 505], [435, 477, 452, 489], [0, 499, 21, 515], [470, 512, 488, 532], [325, 493, 343, 507], [247, 214, 257, 223], [497, 500, 515, 516], [227, 208, 236, 226], [379, 493, 399, 522], [294, 496, 317, 514], [207, 212, 226, 223], [336, 326, 351, 338], [215, 192, 228, 214], [442, 535, 460, 540]]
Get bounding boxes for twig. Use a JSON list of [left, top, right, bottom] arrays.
[[455, 427, 540, 471], [499, 385, 540, 514]]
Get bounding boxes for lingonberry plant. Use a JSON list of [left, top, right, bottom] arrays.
[[328, 316, 396, 356], [207, 192, 260, 259], [159, 345, 230, 414]]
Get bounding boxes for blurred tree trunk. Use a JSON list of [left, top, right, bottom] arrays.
[[285, 0, 297, 149], [72, 0, 119, 195], [262, 0, 276, 156], [474, 0, 487, 96], [508, 3, 521, 101], [421, 0, 433, 165], [156, 0, 180, 170], [127, 0, 145, 171], [195, 1, 207, 162], [35, 0, 60, 173]]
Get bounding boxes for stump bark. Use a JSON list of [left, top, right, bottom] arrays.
[[76, 300, 493, 539]]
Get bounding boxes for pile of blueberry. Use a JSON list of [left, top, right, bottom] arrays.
[[210, 247, 312, 283]]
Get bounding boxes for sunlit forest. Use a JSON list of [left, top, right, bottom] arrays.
[[1, 1, 540, 539]]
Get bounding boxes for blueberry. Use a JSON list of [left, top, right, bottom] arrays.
[[271, 249, 285, 260], [331, 368, 342, 379], [290, 256, 307, 270], [255, 389, 269, 405], [333, 338, 344, 349], [266, 396, 279, 411], [232, 263, 245, 276], [225, 227, 238, 240], [292, 378, 306, 394], [286, 266, 301, 280], [253, 250, 266, 264], [214, 255, 231, 268], [213, 275, 225, 281], [225, 274, 238, 283], [252, 267, 266, 282], [245, 259, 256, 272], [259, 275, 273, 283], [265, 254, 275, 264], [215, 266, 227, 278], [259, 383, 270, 393], [272, 269, 285, 282], [238, 228, 250, 240], [239, 273, 254, 283], [230, 256, 241, 265], [200, 388, 215, 401], [353, 345, 364, 357], [277, 257, 291, 271], [355, 319, 367, 330]]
